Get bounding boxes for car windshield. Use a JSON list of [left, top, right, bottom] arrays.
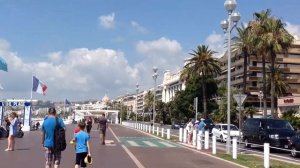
[[221, 125, 238, 130], [266, 120, 293, 130]]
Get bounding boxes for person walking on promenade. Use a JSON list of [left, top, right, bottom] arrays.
[[198, 118, 206, 135], [98, 114, 108, 145], [5, 112, 18, 151], [186, 119, 194, 145], [86, 117, 92, 134], [42, 107, 65, 168], [73, 122, 91, 168]]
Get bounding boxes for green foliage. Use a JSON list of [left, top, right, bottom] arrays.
[[282, 109, 300, 129]]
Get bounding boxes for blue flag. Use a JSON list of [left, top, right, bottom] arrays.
[[0, 57, 7, 72]]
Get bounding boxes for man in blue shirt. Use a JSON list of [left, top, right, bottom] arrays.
[[198, 118, 206, 135], [42, 107, 65, 168], [73, 122, 91, 168]]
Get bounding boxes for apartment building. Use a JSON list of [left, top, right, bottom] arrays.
[[161, 70, 186, 103], [217, 38, 300, 115]]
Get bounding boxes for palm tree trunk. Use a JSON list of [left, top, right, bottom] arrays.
[[262, 55, 268, 118], [243, 48, 249, 94], [202, 76, 207, 118], [270, 51, 276, 117]]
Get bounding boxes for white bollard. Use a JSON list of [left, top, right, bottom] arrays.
[[212, 135, 216, 155], [111, 119, 112, 124], [146, 125, 148, 132], [183, 129, 187, 143], [152, 125, 155, 134], [120, 118, 122, 125], [161, 128, 164, 138], [204, 131, 209, 149], [264, 143, 270, 168], [179, 128, 183, 142], [232, 138, 237, 159], [197, 134, 202, 150], [157, 127, 159, 136], [192, 130, 197, 147], [167, 129, 170, 139]]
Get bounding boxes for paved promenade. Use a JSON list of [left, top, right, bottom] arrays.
[[0, 124, 242, 168]]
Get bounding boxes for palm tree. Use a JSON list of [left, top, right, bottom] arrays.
[[260, 18, 294, 117], [266, 65, 291, 116], [232, 24, 255, 94], [251, 9, 272, 118], [181, 45, 221, 118]]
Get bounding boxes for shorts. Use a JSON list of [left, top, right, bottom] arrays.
[[99, 129, 106, 135], [76, 152, 88, 167], [44, 147, 61, 165]]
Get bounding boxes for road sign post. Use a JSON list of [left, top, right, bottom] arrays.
[[194, 97, 198, 121]]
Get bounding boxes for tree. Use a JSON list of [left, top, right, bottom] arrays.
[[232, 24, 255, 94], [261, 18, 294, 117], [144, 91, 154, 120], [282, 109, 300, 130], [181, 45, 221, 118], [266, 65, 291, 116]]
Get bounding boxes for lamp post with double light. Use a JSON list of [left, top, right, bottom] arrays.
[[135, 83, 139, 125], [152, 67, 158, 126], [220, 0, 241, 154]]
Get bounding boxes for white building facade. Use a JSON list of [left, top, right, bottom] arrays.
[[161, 70, 186, 103]]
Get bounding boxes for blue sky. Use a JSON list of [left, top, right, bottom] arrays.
[[0, 0, 300, 101]]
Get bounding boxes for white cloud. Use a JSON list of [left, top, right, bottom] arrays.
[[286, 22, 300, 40], [99, 13, 115, 29], [135, 37, 185, 87], [48, 52, 62, 63], [131, 21, 147, 33], [204, 31, 226, 58]]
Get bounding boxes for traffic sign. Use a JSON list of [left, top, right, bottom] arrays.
[[233, 94, 247, 106]]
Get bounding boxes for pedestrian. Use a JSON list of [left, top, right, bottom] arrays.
[[186, 119, 194, 144], [5, 112, 18, 151], [98, 114, 108, 145], [86, 117, 92, 134], [42, 107, 65, 168], [73, 122, 91, 168], [198, 118, 206, 135]]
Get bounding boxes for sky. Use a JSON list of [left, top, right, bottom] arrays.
[[0, 0, 300, 101]]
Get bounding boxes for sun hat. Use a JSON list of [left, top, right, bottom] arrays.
[[84, 155, 93, 164], [200, 118, 205, 120]]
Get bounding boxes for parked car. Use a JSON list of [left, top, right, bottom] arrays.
[[288, 132, 300, 158], [242, 118, 296, 149], [212, 124, 241, 142], [171, 120, 185, 129]]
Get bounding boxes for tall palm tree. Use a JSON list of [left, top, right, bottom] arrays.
[[261, 18, 294, 117], [232, 24, 255, 94], [181, 45, 221, 118], [251, 9, 272, 118], [266, 65, 291, 116]]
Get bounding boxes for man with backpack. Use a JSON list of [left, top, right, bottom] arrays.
[[42, 107, 66, 168]]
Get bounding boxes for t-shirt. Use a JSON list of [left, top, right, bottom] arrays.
[[9, 118, 18, 136], [75, 131, 90, 153], [98, 117, 107, 130], [42, 116, 65, 148]]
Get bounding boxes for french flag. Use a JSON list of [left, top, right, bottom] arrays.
[[32, 76, 48, 95]]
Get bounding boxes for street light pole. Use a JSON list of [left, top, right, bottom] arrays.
[[220, 0, 241, 154], [136, 83, 139, 125], [259, 90, 263, 112], [152, 67, 158, 127]]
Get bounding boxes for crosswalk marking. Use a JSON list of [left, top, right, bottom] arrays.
[[158, 141, 176, 147], [143, 141, 158, 147], [128, 140, 140, 147]]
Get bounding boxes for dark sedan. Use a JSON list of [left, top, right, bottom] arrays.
[[289, 132, 300, 158], [171, 120, 185, 129]]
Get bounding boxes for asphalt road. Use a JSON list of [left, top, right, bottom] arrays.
[[0, 123, 243, 168]]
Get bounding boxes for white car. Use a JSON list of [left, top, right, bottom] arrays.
[[212, 124, 241, 142]]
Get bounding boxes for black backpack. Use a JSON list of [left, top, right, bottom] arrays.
[[54, 117, 67, 152]]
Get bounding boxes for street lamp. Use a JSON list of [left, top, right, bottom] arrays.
[[136, 83, 139, 125], [220, 0, 241, 154], [152, 67, 158, 127]]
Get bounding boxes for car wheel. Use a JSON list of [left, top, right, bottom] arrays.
[[244, 138, 251, 148], [291, 146, 299, 158]]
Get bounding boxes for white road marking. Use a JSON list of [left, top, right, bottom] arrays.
[[158, 141, 176, 147], [143, 141, 158, 147], [128, 140, 140, 147]]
